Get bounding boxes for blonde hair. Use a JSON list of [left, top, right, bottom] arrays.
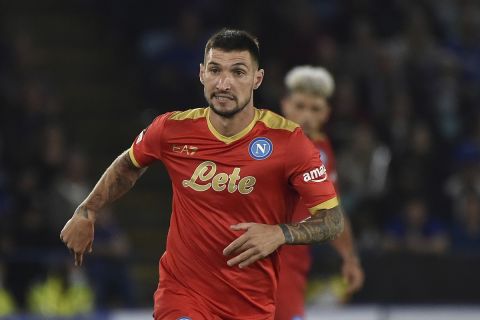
[[284, 66, 335, 98]]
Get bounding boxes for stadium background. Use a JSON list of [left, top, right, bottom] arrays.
[[0, 0, 480, 318]]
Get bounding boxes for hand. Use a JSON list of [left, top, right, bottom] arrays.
[[341, 255, 364, 294], [223, 223, 285, 268], [60, 207, 95, 266]]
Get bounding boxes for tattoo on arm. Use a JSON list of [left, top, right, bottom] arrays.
[[280, 206, 344, 244], [76, 150, 146, 215]]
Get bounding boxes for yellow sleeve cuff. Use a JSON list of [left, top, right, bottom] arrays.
[[308, 197, 339, 214], [128, 146, 142, 168]]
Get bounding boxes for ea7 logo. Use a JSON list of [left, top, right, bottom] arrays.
[[172, 144, 198, 155], [303, 165, 327, 182]]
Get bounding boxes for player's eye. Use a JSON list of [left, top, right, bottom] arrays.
[[233, 69, 246, 76], [209, 68, 220, 74]]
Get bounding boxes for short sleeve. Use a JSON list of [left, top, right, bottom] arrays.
[[285, 128, 338, 214], [129, 112, 172, 168]]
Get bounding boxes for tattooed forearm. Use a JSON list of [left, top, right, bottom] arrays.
[[75, 150, 146, 216], [280, 206, 344, 244]]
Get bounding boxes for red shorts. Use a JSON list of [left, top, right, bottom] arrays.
[[274, 268, 307, 320], [153, 283, 218, 319], [274, 246, 310, 320], [153, 254, 276, 320], [153, 258, 221, 320]]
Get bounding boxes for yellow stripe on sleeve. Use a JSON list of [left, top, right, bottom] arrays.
[[257, 109, 299, 132], [168, 108, 208, 120], [128, 146, 142, 168], [308, 197, 339, 214]]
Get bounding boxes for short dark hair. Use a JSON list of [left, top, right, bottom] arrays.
[[204, 28, 260, 66]]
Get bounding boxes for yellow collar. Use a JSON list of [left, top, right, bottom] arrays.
[[206, 108, 259, 144]]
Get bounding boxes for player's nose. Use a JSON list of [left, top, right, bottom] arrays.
[[216, 75, 231, 91]]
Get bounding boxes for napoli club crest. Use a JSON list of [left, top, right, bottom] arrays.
[[249, 137, 273, 160]]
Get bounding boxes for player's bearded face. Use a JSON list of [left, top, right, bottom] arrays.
[[201, 49, 262, 118], [207, 86, 253, 118]]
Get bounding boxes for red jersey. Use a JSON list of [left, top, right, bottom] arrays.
[[129, 107, 338, 319], [276, 135, 338, 320]]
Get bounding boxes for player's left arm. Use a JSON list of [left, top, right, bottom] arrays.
[[223, 206, 343, 268], [279, 205, 344, 244], [224, 129, 344, 268]]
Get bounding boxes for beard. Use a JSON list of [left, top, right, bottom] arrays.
[[205, 90, 252, 119]]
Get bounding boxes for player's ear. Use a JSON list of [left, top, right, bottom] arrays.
[[253, 68, 264, 90], [199, 63, 205, 85]]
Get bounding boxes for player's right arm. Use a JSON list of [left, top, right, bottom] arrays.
[[61, 112, 170, 266], [60, 150, 146, 266]]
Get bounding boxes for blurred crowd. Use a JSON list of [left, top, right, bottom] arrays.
[[0, 26, 134, 315], [1, 0, 480, 314]]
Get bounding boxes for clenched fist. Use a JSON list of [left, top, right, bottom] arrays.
[[60, 207, 95, 266]]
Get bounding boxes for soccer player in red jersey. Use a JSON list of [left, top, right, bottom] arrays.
[[60, 29, 345, 319], [276, 66, 365, 320]]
